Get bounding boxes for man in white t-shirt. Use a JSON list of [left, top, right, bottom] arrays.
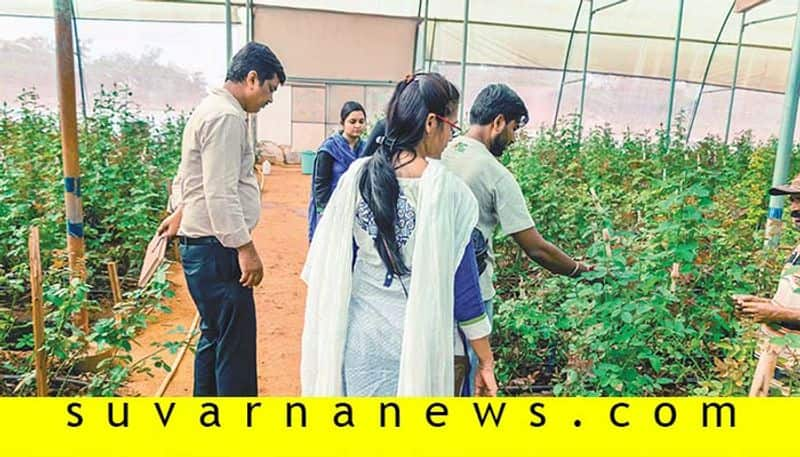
[[441, 83, 591, 391]]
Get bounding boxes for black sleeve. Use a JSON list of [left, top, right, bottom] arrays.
[[312, 151, 335, 211]]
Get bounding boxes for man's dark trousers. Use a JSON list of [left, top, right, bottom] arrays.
[[180, 236, 257, 396]]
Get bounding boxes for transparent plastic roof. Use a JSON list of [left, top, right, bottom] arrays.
[[1, 0, 236, 23], [3, 0, 797, 92]]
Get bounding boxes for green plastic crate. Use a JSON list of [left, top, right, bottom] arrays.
[[301, 150, 316, 175]]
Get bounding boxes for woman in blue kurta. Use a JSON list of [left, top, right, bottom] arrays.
[[307, 101, 366, 240]]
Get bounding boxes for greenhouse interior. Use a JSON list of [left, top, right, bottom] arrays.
[[4, 0, 800, 399]]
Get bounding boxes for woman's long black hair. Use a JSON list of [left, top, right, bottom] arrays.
[[357, 73, 460, 277], [361, 118, 386, 158]]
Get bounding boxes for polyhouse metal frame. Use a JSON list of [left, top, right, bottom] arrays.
[[65, 0, 800, 246]]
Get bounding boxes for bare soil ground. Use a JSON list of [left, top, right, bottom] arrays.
[[124, 165, 309, 396]]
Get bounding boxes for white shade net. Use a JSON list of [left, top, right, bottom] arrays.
[[3, 0, 799, 140]]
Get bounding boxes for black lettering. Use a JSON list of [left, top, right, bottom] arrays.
[[108, 402, 129, 428], [154, 402, 175, 427], [702, 402, 735, 428], [610, 402, 630, 427], [66, 402, 82, 427], [473, 402, 506, 427], [380, 402, 400, 428], [654, 402, 676, 427], [529, 402, 546, 427], [286, 402, 307, 428], [200, 402, 221, 428], [247, 402, 262, 428], [426, 402, 448, 427], [333, 402, 355, 427]]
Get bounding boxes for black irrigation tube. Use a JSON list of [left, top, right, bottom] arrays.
[[1, 374, 123, 397], [1, 373, 89, 386], [0, 373, 90, 395], [501, 384, 554, 395]]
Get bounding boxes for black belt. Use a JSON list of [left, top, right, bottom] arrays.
[[179, 236, 219, 246]]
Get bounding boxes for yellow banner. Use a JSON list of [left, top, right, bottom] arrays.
[[0, 397, 788, 456]]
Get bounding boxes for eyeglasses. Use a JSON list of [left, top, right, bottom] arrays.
[[434, 114, 462, 136]]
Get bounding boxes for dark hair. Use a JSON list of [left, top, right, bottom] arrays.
[[358, 73, 459, 277], [340, 101, 366, 123], [361, 118, 386, 158], [226, 42, 286, 85], [469, 83, 528, 127]]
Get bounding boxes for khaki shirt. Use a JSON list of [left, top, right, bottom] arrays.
[[172, 88, 260, 248], [772, 246, 800, 317], [441, 136, 535, 301]]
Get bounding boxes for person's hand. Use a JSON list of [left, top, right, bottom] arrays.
[[237, 241, 264, 288], [569, 260, 595, 278], [574, 261, 603, 283], [731, 294, 758, 305], [734, 295, 782, 323], [474, 359, 498, 397], [157, 208, 182, 239]]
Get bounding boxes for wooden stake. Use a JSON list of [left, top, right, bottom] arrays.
[[670, 262, 681, 292], [591, 188, 614, 258], [155, 312, 200, 397], [107, 262, 122, 305], [28, 227, 48, 397], [589, 187, 603, 213], [749, 345, 778, 397], [602, 229, 613, 258]]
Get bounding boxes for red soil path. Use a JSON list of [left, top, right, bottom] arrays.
[[124, 165, 309, 396]]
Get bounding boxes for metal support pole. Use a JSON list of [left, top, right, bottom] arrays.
[[246, 0, 253, 40], [593, 0, 627, 14], [412, 0, 421, 71], [765, 4, 800, 248], [287, 77, 396, 87], [745, 13, 796, 27], [553, 0, 583, 129], [687, 1, 734, 141], [53, 0, 87, 331], [459, 0, 470, 126], [324, 82, 330, 134], [428, 20, 438, 72], [666, 0, 685, 146], [69, 0, 87, 120], [420, 0, 430, 72], [725, 11, 746, 143], [246, 0, 257, 159], [225, 0, 232, 65], [578, 0, 593, 136], [702, 87, 733, 95]]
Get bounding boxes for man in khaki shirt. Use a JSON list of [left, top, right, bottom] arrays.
[[733, 174, 800, 324], [735, 173, 800, 325], [158, 42, 285, 396], [734, 173, 800, 395]]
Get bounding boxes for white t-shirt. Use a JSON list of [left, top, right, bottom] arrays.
[[441, 136, 535, 300]]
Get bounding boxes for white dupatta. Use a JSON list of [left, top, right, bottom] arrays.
[[300, 157, 478, 396]]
